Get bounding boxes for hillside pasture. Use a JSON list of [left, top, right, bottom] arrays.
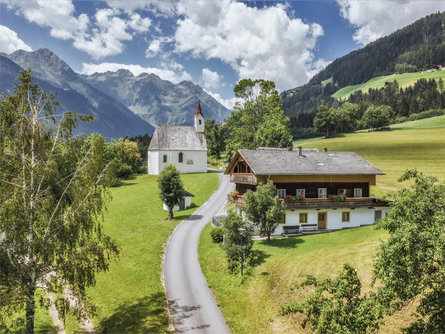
[[83, 172, 219, 333], [199, 224, 402, 333], [332, 70, 445, 100], [294, 119, 445, 197]]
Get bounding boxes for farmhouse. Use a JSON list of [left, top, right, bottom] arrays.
[[225, 147, 390, 235], [148, 102, 207, 175]]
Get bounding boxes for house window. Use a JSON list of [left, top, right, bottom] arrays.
[[342, 212, 350, 222], [179, 152, 183, 163], [199, 119, 202, 125], [299, 213, 308, 224], [296, 189, 305, 196], [163, 154, 167, 163], [354, 188, 362, 197], [318, 188, 327, 198], [375, 210, 382, 222], [277, 189, 286, 199]]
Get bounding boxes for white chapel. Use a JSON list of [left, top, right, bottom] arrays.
[[147, 102, 207, 175]]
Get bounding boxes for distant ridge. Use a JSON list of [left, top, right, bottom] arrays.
[[83, 69, 230, 128], [1, 48, 154, 139]]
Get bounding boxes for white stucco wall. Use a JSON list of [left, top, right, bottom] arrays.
[[163, 196, 192, 212], [148, 151, 159, 175], [272, 207, 391, 235], [148, 149, 207, 175]]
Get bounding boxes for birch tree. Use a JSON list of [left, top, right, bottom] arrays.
[[0, 70, 119, 333]]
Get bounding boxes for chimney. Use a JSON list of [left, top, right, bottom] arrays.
[[287, 145, 293, 151], [323, 148, 328, 152], [298, 146, 302, 156]]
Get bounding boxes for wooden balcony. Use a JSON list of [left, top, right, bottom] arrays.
[[228, 194, 376, 209], [230, 173, 257, 185]]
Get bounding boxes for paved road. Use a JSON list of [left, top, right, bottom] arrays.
[[163, 170, 234, 333]]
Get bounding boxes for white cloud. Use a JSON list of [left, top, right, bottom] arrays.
[[0, 25, 32, 53], [1, 0, 89, 40], [174, 0, 325, 91], [204, 88, 239, 110], [1, 0, 152, 59], [201, 68, 223, 89], [145, 37, 173, 58], [81, 61, 192, 83], [337, 0, 445, 46], [105, 0, 175, 17]]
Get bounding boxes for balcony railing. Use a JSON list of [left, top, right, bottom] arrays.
[[230, 173, 257, 185], [228, 194, 376, 209]]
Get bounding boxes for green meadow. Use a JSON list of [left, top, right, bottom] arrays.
[[296, 116, 445, 197], [198, 224, 411, 333], [83, 172, 219, 333], [332, 70, 445, 100]]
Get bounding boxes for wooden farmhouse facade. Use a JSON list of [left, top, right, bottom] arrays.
[[225, 147, 390, 235]]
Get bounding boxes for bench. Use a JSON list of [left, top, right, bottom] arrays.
[[300, 224, 318, 232], [282, 225, 300, 235]]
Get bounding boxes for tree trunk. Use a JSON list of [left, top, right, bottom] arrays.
[[168, 207, 174, 220], [26, 284, 36, 334], [267, 234, 271, 244]]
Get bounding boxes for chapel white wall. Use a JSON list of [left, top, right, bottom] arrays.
[[148, 149, 207, 175]]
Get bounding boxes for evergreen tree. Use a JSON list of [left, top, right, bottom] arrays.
[[204, 118, 226, 159]]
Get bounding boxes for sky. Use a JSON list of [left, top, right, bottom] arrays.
[[0, 0, 444, 108]]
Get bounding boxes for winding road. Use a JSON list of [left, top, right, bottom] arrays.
[[163, 170, 234, 333]]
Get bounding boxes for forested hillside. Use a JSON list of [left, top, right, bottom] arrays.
[[281, 11, 445, 134]]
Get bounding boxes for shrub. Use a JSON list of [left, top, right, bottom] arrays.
[[210, 227, 224, 243]]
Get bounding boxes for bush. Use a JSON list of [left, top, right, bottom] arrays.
[[407, 109, 445, 121], [210, 227, 224, 243]]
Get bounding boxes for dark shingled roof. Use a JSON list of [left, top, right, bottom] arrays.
[[235, 148, 385, 175], [183, 190, 195, 197], [148, 125, 207, 151]]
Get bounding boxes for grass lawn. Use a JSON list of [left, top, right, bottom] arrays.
[[199, 224, 397, 333], [332, 70, 445, 100], [82, 172, 219, 333]]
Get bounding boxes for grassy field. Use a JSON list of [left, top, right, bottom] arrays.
[[81, 172, 219, 333], [294, 118, 445, 197], [390, 114, 445, 129], [332, 70, 445, 100], [199, 224, 399, 333]]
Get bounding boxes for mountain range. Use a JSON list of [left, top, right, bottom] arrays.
[[0, 49, 230, 139], [83, 70, 229, 127]]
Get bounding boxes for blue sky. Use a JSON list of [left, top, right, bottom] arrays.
[[1, 0, 443, 108]]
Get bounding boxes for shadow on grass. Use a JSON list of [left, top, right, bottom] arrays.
[[258, 237, 304, 249], [250, 249, 271, 267], [98, 292, 171, 333]]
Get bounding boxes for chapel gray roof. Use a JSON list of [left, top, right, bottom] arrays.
[[236, 148, 385, 175], [148, 125, 207, 151]]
